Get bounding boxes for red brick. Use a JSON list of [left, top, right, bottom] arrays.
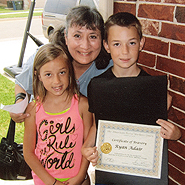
[[169, 178, 178, 185], [144, 37, 169, 55], [138, 52, 156, 67], [156, 56, 185, 78], [168, 151, 185, 172], [169, 75, 185, 95], [168, 164, 185, 185], [168, 107, 185, 128], [171, 43, 185, 61], [178, 128, 185, 143], [140, 20, 159, 36], [168, 141, 185, 158], [138, 66, 168, 77], [165, 0, 185, 4], [138, 4, 174, 21], [170, 91, 185, 112], [160, 23, 185, 42], [175, 6, 185, 23], [167, 109, 185, 143], [114, 2, 136, 15]]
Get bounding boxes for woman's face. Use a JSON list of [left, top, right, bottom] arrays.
[[65, 25, 102, 66]]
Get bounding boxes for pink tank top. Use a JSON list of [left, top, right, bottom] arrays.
[[33, 95, 83, 184]]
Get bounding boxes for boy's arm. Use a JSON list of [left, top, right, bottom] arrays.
[[156, 119, 181, 140], [167, 92, 172, 110], [81, 113, 99, 166], [23, 102, 60, 185], [156, 92, 181, 140]]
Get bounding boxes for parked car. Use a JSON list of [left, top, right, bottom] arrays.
[[42, 0, 97, 39]]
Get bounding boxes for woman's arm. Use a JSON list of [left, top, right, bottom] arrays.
[[23, 102, 64, 185], [9, 84, 30, 123], [10, 50, 38, 123]]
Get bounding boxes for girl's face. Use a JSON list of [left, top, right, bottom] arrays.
[[39, 55, 70, 97], [65, 25, 102, 66]]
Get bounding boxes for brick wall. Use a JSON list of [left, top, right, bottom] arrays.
[[0, 0, 7, 5], [114, 0, 185, 184]]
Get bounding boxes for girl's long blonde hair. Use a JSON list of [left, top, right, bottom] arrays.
[[33, 43, 78, 103]]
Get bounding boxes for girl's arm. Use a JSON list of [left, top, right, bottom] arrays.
[[23, 102, 64, 185], [66, 96, 93, 185], [81, 113, 99, 166]]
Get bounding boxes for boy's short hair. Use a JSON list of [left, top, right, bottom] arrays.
[[104, 12, 143, 42]]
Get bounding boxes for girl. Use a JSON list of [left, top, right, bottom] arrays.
[[23, 43, 92, 185]]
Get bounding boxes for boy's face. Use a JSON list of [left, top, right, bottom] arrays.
[[104, 25, 145, 74]]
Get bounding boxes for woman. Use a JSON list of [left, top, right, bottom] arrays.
[[11, 6, 113, 123]]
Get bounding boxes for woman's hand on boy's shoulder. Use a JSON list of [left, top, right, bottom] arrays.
[[156, 119, 181, 140]]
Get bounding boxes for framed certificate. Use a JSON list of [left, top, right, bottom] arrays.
[[96, 120, 164, 179]]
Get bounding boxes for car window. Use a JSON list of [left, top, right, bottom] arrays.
[[57, 0, 77, 15], [44, 0, 60, 13], [79, 0, 96, 8]]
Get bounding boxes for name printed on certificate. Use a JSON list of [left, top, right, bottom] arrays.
[[96, 120, 164, 179]]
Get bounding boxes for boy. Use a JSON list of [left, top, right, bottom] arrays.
[[82, 12, 181, 185]]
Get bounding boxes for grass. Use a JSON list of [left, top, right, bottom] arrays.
[[0, 5, 42, 19], [0, 74, 24, 144], [0, 11, 42, 18]]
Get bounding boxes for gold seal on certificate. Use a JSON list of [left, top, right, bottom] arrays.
[[101, 142, 112, 154]]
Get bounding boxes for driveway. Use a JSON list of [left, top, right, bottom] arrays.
[[0, 16, 48, 75]]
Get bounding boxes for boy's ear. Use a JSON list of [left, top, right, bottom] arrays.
[[103, 40, 110, 53], [139, 37, 145, 51]]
